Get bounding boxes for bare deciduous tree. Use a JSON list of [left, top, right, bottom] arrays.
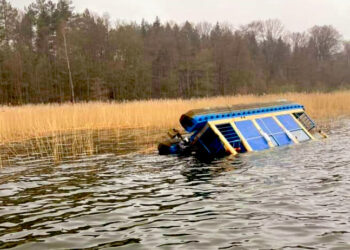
[[0, 0, 350, 104], [309, 25, 342, 61]]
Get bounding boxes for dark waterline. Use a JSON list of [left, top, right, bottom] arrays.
[[0, 122, 349, 249]]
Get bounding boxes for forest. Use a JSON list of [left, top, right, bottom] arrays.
[[1, 0, 350, 104]]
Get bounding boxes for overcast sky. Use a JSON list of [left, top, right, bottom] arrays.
[[11, 0, 350, 39]]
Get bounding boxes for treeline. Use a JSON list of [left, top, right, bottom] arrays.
[[1, 0, 350, 104]]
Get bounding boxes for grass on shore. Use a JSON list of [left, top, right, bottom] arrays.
[[0, 91, 349, 164], [1, 91, 349, 143]]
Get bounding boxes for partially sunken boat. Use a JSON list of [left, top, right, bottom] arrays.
[[158, 101, 326, 157]]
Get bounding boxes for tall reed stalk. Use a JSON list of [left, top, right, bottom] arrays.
[[0, 91, 349, 166]]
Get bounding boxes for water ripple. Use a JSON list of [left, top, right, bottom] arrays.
[[0, 121, 350, 249]]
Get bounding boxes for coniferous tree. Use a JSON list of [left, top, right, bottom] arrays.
[[0, 0, 349, 104]]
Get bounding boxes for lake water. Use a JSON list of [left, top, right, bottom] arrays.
[[0, 121, 349, 249]]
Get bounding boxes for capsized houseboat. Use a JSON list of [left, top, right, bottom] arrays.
[[158, 101, 326, 156]]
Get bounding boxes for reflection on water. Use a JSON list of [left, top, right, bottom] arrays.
[[0, 129, 161, 168], [0, 122, 350, 249]]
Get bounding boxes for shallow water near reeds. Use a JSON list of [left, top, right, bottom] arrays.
[[0, 121, 350, 249]]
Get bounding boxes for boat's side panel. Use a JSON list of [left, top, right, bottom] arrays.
[[159, 104, 319, 156], [205, 109, 314, 154]]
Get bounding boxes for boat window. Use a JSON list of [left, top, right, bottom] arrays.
[[235, 120, 270, 151], [276, 114, 300, 131], [290, 129, 310, 142], [276, 114, 310, 142], [256, 117, 293, 146]]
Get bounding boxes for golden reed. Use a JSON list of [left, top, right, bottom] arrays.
[[1, 91, 349, 143], [0, 91, 349, 165]]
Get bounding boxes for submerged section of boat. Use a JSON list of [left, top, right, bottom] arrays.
[[158, 101, 326, 157]]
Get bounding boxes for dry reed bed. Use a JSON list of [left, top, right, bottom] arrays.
[[0, 91, 349, 165], [0, 129, 158, 166], [1, 91, 349, 144]]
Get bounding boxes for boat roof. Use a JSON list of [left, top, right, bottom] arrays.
[[184, 100, 300, 117]]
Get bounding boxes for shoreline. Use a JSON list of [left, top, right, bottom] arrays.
[[0, 91, 350, 164], [1, 91, 350, 143]]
